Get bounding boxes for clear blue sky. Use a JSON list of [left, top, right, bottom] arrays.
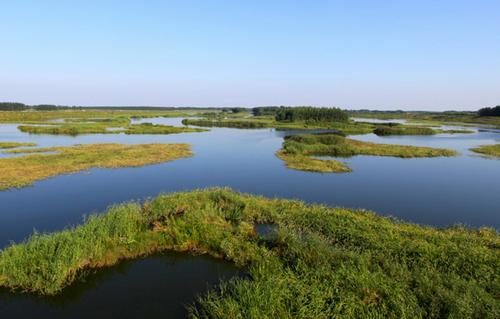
[[1, 1, 499, 110]]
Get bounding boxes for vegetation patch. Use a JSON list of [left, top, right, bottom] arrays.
[[373, 126, 472, 136], [0, 142, 37, 149], [470, 144, 500, 158], [276, 150, 351, 173], [0, 143, 192, 190], [349, 110, 500, 128], [274, 106, 348, 122], [0, 188, 498, 318], [278, 133, 458, 173], [182, 116, 375, 135], [17, 122, 206, 136]]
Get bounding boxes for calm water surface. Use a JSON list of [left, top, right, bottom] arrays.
[[0, 117, 499, 317], [0, 252, 240, 318], [1, 118, 499, 247]]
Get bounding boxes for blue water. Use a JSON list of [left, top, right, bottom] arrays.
[[1, 118, 499, 249], [1, 117, 499, 318]]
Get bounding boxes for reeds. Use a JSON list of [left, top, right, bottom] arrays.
[[0, 188, 498, 318]]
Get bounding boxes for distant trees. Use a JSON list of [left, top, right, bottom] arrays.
[[252, 107, 280, 116], [478, 106, 500, 117], [0, 102, 29, 111], [0, 102, 82, 111], [275, 106, 348, 123], [33, 104, 66, 111]]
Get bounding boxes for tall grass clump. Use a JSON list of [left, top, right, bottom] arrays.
[[374, 126, 436, 136], [0, 188, 498, 318]]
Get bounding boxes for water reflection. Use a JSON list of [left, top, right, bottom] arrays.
[[0, 118, 499, 250], [0, 252, 241, 319]]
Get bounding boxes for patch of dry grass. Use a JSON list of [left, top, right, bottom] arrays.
[[470, 144, 500, 157], [0, 143, 192, 190], [0, 142, 37, 149], [276, 150, 351, 173]]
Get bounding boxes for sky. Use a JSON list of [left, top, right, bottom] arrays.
[[1, 1, 499, 110]]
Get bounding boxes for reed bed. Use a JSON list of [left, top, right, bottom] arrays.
[[0, 188, 498, 318]]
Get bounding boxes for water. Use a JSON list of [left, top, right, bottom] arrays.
[[0, 117, 499, 317], [1, 118, 499, 249], [351, 117, 407, 124], [0, 252, 240, 318]]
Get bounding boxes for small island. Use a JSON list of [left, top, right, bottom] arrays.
[[277, 133, 458, 173], [0, 143, 193, 190], [470, 144, 500, 158]]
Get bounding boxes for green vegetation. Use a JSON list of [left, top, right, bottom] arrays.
[[183, 116, 375, 135], [0, 143, 192, 190], [275, 106, 348, 122], [470, 144, 500, 157], [252, 106, 280, 116], [0, 188, 498, 318], [278, 133, 457, 172], [0, 109, 206, 124], [124, 123, 206, 134], [374, 126, 435, 136], [374, 126, 473, 136], [0, 142, 37, 149], [349, 110, 500, 127], [17, 121, 206, 136], [276, 150, 351, 173]]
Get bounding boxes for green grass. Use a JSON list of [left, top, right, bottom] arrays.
[[0, 188, 498, 318], [349, 111, 500, 128], [470, 144, 500, 157], [0, 109, 206, 123], [0, 143, 192, 190], [17, 122, 206, 136], [124, 123, 206, 134], [278, 133, 458, 173], [182, 117, 375, 135], [276, 150, 351, 173], [373, 126, 473, 136], [0, 142, 37, 149]]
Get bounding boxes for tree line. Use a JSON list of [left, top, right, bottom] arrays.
[[0, 102, 81, 111], [478, 106, 500, 117], [275, 106, 348, 122]]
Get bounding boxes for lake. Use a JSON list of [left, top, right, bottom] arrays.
[[0, 117, 499, 317]]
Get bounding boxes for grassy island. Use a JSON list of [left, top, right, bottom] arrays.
[[18, 122, 206, 136], [374, 126, 473, 136], [0, 142, 37, 149], [182, 117, 376, 135], [0, 143, 192, 190], [470, 144, 500, 157], [0, 188, 498, 318], [278, 133, 458, 173]]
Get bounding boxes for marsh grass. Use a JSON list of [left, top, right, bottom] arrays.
[[0, 143, 192, 190], [124, 123, 206, 134], [0, 110, 200, 123], [278, 133, 458, 173], [374, 126, 474, 136], [18, 122, 206, 136], [350, 111, 500, 128], [0, 142, 37, 149], [182, 117, 376, 134], [470, 144, 500, 157], [0, 188, 498, 318], [276, 150, 351, 173]]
